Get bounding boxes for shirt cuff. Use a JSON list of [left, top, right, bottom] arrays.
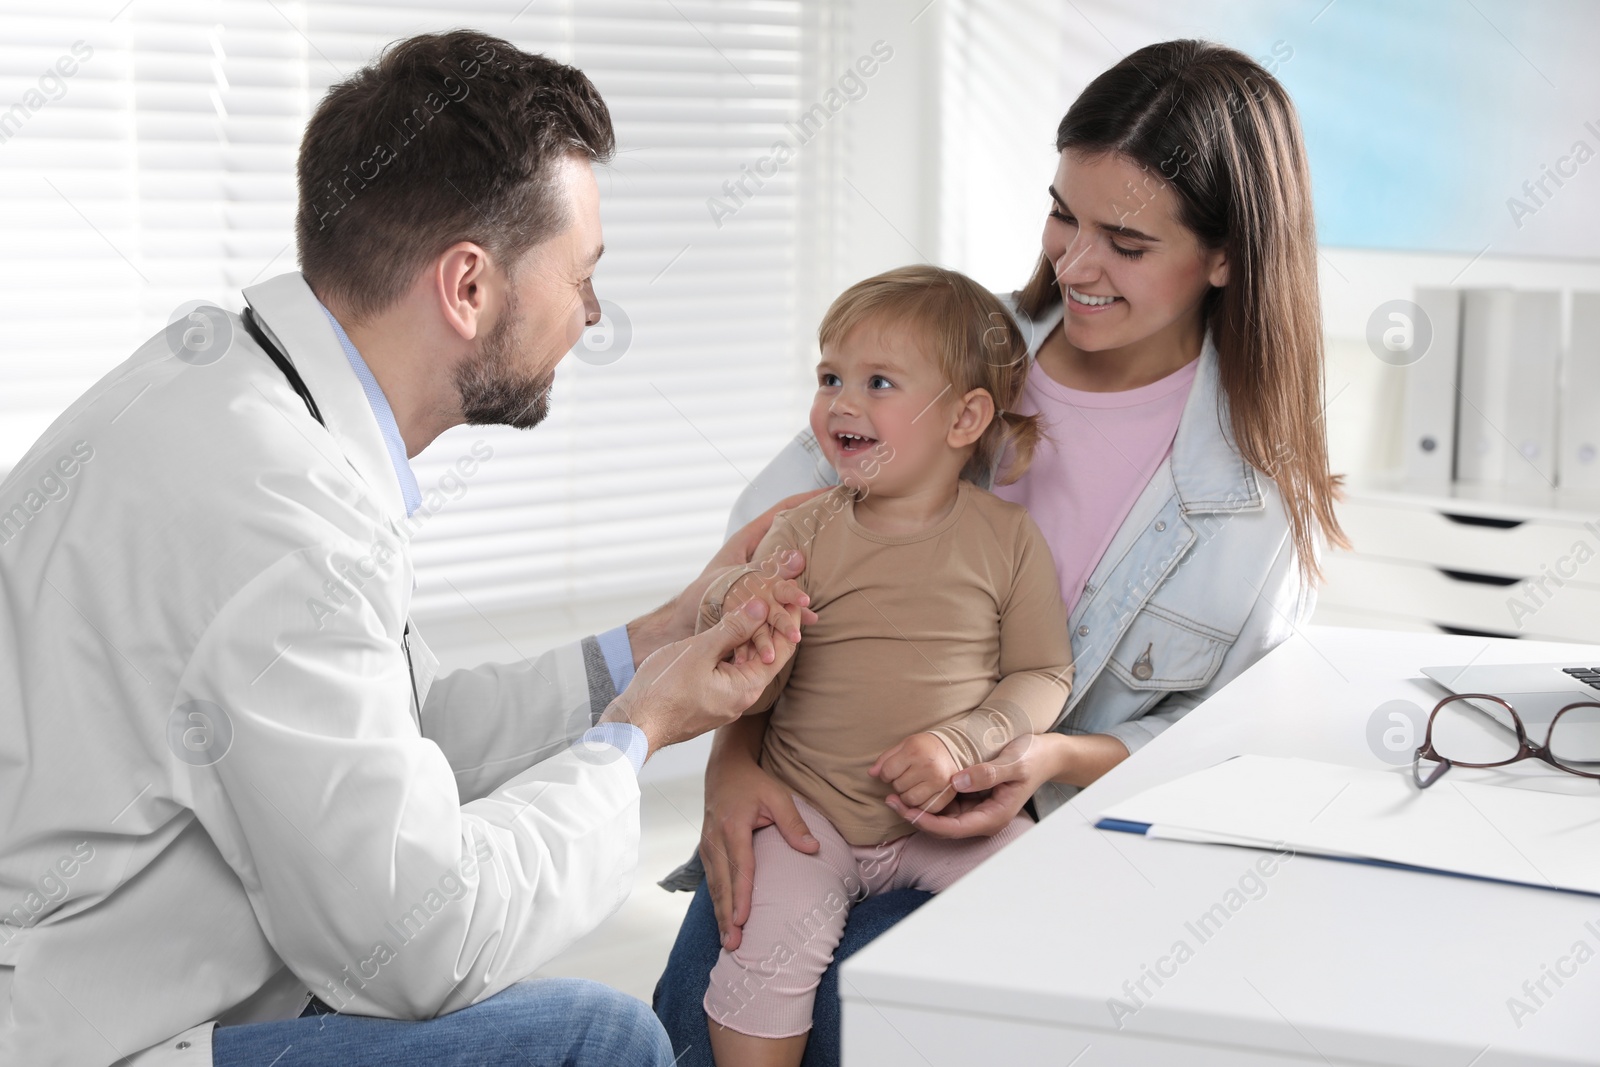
[[580, 721, 649, 776], [594, 624, 636, 695]]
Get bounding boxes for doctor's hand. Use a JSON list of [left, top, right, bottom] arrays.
[[625, 489, 825, 665], [720, 552, 813, 667], [600, 597, 795, 757]]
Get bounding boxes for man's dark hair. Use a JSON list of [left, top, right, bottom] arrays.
[[295, 30, 614, 319]]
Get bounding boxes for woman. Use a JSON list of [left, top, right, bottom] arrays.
[[655, 38, 1345, 1067]]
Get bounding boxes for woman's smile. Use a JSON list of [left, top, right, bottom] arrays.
[[1065, 286, 1123, 313]]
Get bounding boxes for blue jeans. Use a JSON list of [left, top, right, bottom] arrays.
[[213, 977, 673, 1066], [652, 878, 931, 1067]]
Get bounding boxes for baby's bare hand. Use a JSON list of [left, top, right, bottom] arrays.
[[870, 732, 961, 813]]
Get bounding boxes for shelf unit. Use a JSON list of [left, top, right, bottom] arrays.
[[1311, 477, 1600, 644]]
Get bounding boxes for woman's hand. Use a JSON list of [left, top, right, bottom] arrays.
[[888, 731, 1132, 837], [886, 733, 1064, 838], [886, 734, 1055, 838], [699, 714, 819, 952]]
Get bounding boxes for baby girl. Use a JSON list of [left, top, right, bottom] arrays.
[[697, 265, 1074, 1066]]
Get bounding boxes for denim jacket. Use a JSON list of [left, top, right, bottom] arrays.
[[722, 297, 1316, 818]]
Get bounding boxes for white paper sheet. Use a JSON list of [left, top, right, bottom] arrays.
[[1099, 755, 1600, 897]]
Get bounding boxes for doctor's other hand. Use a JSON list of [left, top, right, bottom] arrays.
[[600, 597, 795, 757], [626, 489, 824, 665]]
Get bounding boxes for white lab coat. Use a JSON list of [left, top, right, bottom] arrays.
[[0, 273, 640, 1067]]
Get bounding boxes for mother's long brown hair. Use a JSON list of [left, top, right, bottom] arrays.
[[1018, 39, 1346, 578]]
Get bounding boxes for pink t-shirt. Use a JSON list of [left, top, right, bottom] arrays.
[[993, 356, 1199, 617]]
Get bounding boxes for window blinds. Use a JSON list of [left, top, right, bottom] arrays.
[[0, 0, 814, 626], [935, 0, 1070, 293]]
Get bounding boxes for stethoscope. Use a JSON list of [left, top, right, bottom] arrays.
[[241, 305, 423, 719], [241, 306, 324, 425]]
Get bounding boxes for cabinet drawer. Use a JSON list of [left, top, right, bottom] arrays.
[[1310, 603, 1441, 634], [1321, 553, 1600, 642], [1310, 600, 1580, 643], [1337, 497, 1600, 581]]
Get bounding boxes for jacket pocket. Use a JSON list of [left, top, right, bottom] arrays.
[[1103, 608, 1231, 692]]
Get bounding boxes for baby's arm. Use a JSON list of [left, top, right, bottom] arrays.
[[896, 514, 1075, 805]]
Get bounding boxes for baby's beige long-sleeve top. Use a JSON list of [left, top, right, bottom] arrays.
[[699, 481, 1074, 846]]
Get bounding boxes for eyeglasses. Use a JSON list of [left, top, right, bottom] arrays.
[[1412, 693, 1600, 789]]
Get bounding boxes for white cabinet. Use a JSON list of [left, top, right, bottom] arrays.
[[1312, 480, 1600, 644]]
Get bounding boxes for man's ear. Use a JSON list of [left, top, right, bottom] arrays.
[[948, 388, 995, 449], [435, 242, 495, 341]]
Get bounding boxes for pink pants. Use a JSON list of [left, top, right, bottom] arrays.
[[703, 793, 1030, 1038]]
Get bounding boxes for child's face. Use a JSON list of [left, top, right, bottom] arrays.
[[809, 318, 963, 495]]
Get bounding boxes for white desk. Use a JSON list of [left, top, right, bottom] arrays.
[[840, 627, 1600, 1066]]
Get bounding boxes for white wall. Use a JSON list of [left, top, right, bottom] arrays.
[[806, 0, 943, 322]]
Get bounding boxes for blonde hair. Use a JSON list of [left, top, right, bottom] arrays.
[[818, 265, 1042, 486]]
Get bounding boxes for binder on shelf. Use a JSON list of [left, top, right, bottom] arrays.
[[1400, 287, 1461, 490], [1561, 292, 1600, 492], [1456, 289, 1560, 489]]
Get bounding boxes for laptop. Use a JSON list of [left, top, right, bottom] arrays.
[[1421, 662, 1600, 732]]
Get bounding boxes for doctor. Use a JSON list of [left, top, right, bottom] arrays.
[[0, 30, 813, 1067]]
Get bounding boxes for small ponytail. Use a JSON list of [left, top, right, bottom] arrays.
[[993, 409, 1045, 487]]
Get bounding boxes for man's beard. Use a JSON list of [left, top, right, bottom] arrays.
[[454, 294, 555, 429]]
